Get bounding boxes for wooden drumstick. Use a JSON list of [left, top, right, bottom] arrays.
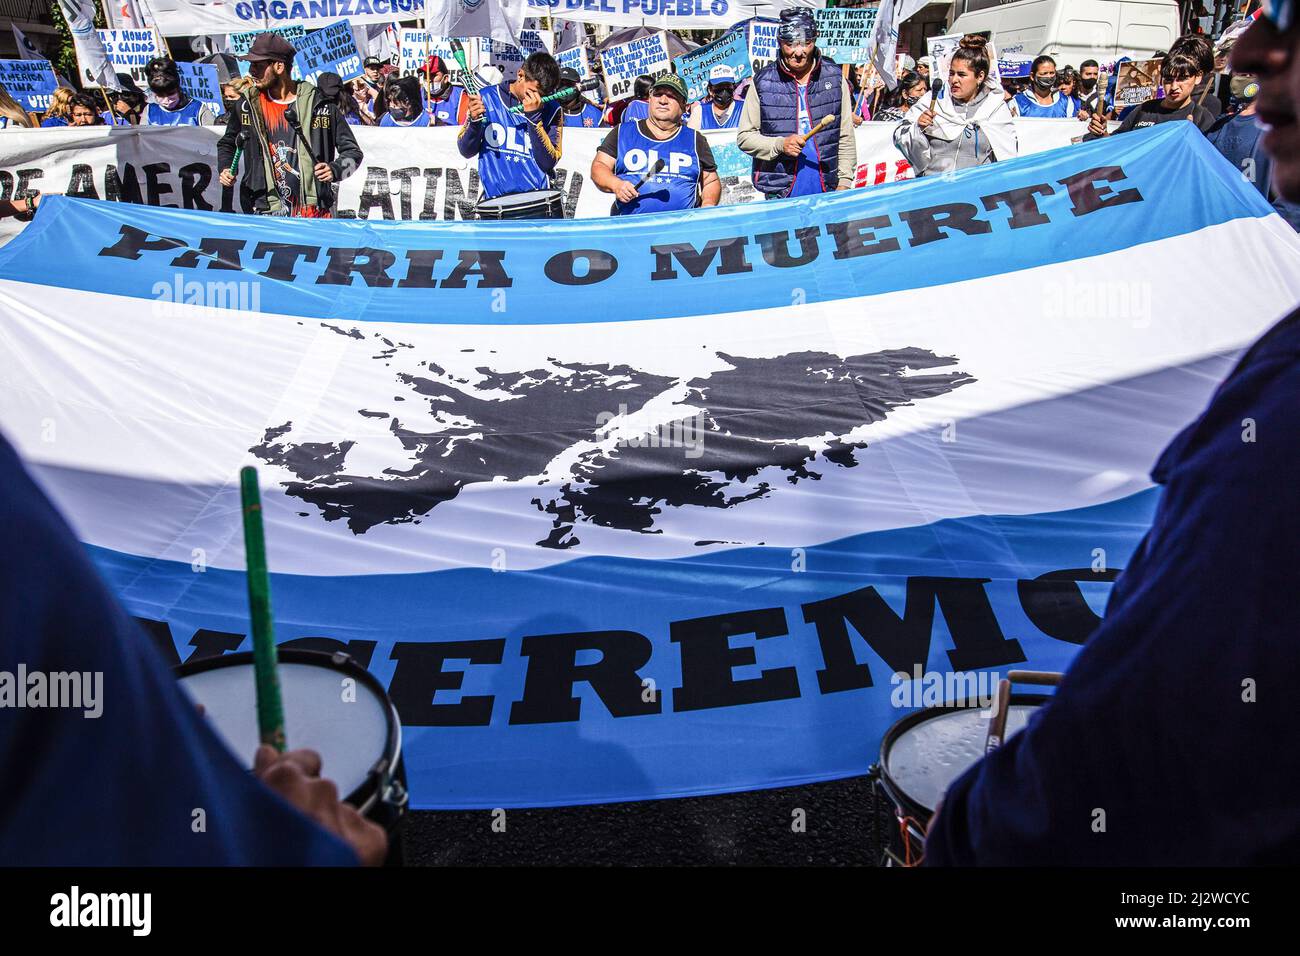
[[240, 465, 286, 752], [985, 678, 1012, 753], [1007, 670, 1064, 686], [795, 113, 836, 148]]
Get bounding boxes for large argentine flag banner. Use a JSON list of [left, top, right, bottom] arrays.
[[2, 123, 1299, 808]]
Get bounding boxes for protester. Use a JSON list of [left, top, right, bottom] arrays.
[[616, 74, 654, 124], [216, 33, 363, 218], [1013, 55, 1079, 116], [111, 88, 146, 126], [1057, 65, 1080, 101], [458, 51, 564, 217], [40, 87, 74, 127], [689, 65, 741, 130], [1078, 58, 1106, 116], [315, 71, 371, 127], [143, 57, 216, 126], [380, 75, 431, 127], [872, 70, 926, 123], [557, 66, 605, 128], [68, 93, 105, 126], [917, 56, 934, 83], [0, 432, 386, 866], [0, 190, 40, 219], [1179, 33, 1224, 119], [0, 84, 33, 129], [737, 7, 856, 199], [895, 34, 1017, 176], [924, 0, 1300, 865], [592, 73, 720, 215], [419, 55, 466, 125], [1085, 41, 1217, 138], [1206, 71, 1300, 229]]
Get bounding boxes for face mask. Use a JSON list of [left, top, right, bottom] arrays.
[[1080, 77, 1097, 93], [158, 91, 183, 109], [1034, 75, 1054, 92], [1230, 75, 1259, 100], [712, 87, 734, 106], [389, 105, 411, 121], [429, 81, 449, 98]]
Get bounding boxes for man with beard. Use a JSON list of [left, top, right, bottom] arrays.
[[557, 66, 605, 128], [923, 0, 1300, 866], [142, 56, 216, 126], [737, 7, 856, 199], [217, 32, 363, 217], [690, 65, 741, 130]]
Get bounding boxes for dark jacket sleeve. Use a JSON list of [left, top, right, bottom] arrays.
[[329, 105, 363, 181], [458, 115, 485, 157], [216, 102, 242, 170]]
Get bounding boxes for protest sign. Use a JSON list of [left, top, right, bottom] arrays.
[[176, 61, 223, 113], [599, 31, 672, 101], [398, 30, 459, 76], [478, 27, 551, 79], [230, 25, 308, 55], [998, 54, 1033, 79], [96, 28, 162, 86], [294, 20, 364, 84], [556, 45, 594, 81], [814, 8, 877, 65], [0, 59, 58, 112], [1114, 58, 1162, 112], [747, 18, 779, 75], [149, 0, 422, 35], [675, 28, 750, 102]]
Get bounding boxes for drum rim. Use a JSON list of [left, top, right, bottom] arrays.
[[175, 648, 401, 811], [877, 693, 1052, 823]]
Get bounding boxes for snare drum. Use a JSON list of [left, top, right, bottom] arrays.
[[474, 188, 565, 220], [872, 694, 1048, 865], [176, 649, 408, 849]]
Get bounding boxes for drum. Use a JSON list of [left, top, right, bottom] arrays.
[[872, 694, 1049, 865], [474, 188, 565, 220], [176, 649, 408, 848]]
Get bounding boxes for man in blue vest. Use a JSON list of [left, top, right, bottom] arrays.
[[591, 73, 720, 216], [143, 57, 216, 126], [1013, 55, 1079, 117], [458, 51, 565, 215], [557, 66, 606, 128], [736, 7, 856, 199], [690, 65, 741, 130]]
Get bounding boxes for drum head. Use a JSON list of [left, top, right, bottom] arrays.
[[177, 650, 396, 805], [881, 695, 1048, 816]]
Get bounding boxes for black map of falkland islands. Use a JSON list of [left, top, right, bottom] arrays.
[[250, 324, 976, 550]]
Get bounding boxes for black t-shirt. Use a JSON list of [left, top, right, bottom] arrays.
[[1084, 97, 1216, 141], [598, 120, 718, 173]]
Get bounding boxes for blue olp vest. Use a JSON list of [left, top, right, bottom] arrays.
[[613, 121, 701, 215], [752, 53, 843, 196]]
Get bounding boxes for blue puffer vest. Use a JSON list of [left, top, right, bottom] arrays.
[[752, 52, 844, 195]]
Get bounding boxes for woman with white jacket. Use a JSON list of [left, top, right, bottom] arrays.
[[894, 34, 1017, 176]]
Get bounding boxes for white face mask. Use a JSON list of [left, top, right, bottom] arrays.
[[158, 90, 183, 109]]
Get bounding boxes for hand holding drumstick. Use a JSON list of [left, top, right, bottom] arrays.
[[781, 113, 837, 157]]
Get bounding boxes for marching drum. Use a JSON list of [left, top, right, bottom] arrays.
[[474, 188, 565, 220], [176, 649, 408, 854], [872, 694, 1050, 866]]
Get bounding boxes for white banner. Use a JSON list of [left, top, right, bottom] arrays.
[[524, 0, 821, 30], [0, 120, 1089, 246], [599, 31, 671, 101], [97, 29, 164, 87], [146, 0, 425, 36]]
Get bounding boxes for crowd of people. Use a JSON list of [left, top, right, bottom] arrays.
[[0, 7, 1293, 227]]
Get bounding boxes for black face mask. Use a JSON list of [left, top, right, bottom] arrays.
[[1034, 74, 1055, 92], [1080, 77, 1097, 93], [711, 86, 735, 107]]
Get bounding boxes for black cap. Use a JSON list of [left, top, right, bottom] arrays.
[[363, 55, 382, 67], [558, 66, 581, 84], [238, 32, 296, 63]]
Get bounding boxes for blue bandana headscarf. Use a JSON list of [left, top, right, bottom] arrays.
[[777, 8, 818, 45]]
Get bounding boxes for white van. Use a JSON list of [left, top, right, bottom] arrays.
[[948, 0, 1182, 65]]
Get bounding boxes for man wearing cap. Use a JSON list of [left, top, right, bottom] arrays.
[[591, 73, 720, 216], [419, 55, 466, 126], [217, 32, 362, 218], [356, 54, 385, 121], [737, 8, 856, 199], [689, 65, 741, 130], [917, 56, 934, 83], [557, 66, 605, 128], [458, 51, 565, 214]]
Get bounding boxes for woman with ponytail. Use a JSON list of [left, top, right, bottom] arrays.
[[894, 34, 1017, 176]]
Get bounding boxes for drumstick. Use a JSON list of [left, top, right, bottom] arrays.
[[795, 113, 836, 149], [240, 465, 286, 752], [1007, 670, 1064, 687], [632, 157, 667, 191], [984, 678, 1011, 753]]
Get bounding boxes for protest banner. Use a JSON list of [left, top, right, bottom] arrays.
[[230, 24, 308, 55], [96, 28, 163, 87], [176, 61, 223, 113], [748, 17, 779, 75], [1114, 58, 1162, 112], [998, 53, 1033, 79], [0, 59, 59, 112], [478, 27, 551, 78], [599, 31, 672, 101], [813, 8, 877, 65], [294, 19, 364, 84], [149, 0, 424, 35], [556, 44, 594, 81], [5, 122, 1297, 808], [398, 30, 459, 75], [675, 28, 750, 102], [523, 0, 795, 30]]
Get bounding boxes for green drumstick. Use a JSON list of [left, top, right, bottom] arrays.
[[240, 465, 286, 752]]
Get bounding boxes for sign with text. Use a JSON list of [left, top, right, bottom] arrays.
[[747, 18, 779, 76], [0, 59, 58, 112], [294, 20, 364, 84], [599, 31, 671, 102], [176, 61, 223, 113], [814, 8, 877, 65], [230, 25, 308, 55], [96, 28, 162, 86], [675, 28, 750, 102]]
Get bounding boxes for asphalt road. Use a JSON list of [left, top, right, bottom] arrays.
[[400, 774, 899, 866]]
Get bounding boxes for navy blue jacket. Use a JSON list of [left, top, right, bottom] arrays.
[[750, 52, 844, 195]]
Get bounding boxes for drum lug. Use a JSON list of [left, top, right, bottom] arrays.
[[383, 777, 408, 812]]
